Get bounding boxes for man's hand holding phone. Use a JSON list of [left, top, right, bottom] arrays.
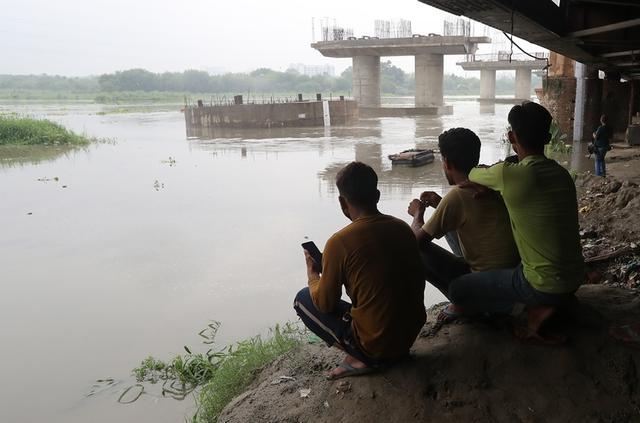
[[302, 241, 322, 279]]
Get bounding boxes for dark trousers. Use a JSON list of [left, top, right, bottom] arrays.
[[595, 148, 607, 176], [420, 240, 470, 300], [293, 287, 379, 366]]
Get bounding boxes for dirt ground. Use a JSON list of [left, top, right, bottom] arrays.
[[219, 286, 640, 423], [600, 143, 640, 185], [218, 146, 640, 423], [578, 144, 640, 288]]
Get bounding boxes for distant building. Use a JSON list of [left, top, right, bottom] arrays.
[[288, 63, 335, 77]]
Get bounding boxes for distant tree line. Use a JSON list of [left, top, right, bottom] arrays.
[[0, 65, 537, 96], [0, 74, 98, 92]]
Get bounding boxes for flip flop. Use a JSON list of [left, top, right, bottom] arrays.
[[609, 322, 640, 348], [436, 304, 462, 324], [512, 325, 567, 345], [326, 361, 377, 380]]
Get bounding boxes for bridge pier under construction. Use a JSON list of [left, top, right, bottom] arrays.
[[312, 35, 490, 114]]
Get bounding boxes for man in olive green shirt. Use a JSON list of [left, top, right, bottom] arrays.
[[408, 128, 519, 318], [294, 162, 426, 379], [450, 102, 585, 339]]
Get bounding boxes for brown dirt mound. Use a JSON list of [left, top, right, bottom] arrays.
[[578, 175, 640, 245], [219, 285, 640, 423]]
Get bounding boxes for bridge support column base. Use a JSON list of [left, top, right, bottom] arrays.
[[352, 56, 380, 108], [480, 69, 496, 100], [415, 54, 444, 107]]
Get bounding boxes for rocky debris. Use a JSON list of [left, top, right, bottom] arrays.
[[578, 175, 640, 290]]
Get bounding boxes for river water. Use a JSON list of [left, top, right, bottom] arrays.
[[0, 98, 579, 422]]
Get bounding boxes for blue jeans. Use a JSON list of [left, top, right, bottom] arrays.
[[293, 287, 381, 366], [448, 264, 575, 315], [595, 147, 607, 176], [444, 231, 463, 257]]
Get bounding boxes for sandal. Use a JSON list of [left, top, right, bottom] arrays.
[[326, 360, 377, 380], [436, 303, 462, 324]]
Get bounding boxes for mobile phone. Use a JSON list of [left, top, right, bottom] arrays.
[[301, 241, 323, 273]]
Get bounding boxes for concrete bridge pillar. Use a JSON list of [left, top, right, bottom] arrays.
[[515, 68, 532, 101], [415, 54, 444, 107], [352, 56, 380, 108], [479, 69, 496, 100]]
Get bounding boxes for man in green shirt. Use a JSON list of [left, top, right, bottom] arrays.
[[451, 102, 585, 340]]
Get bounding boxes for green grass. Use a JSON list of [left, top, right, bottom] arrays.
[[130, 322, 305, 422], [0, 116, 91, 146]]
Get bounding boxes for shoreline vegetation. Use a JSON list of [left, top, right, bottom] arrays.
[[130, 322, 306, 422], [0, 116, 92, 146], [0, 65, 541, 104]]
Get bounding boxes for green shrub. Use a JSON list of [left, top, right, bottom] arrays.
[[0, 116, 90, 146], [130, 322, 305, 422]]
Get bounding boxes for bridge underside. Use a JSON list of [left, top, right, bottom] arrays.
[[417, 0, 640, 80], [418, 0, 640, 142]]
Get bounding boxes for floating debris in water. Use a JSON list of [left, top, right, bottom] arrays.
[[86, 378, 117, 398], [153, 180, 165, 191], [118, 384, 145, 404], [36, 176, 59, 182], [161, 157, 176, 167]]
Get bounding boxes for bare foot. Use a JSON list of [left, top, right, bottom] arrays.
[[513, 306, 566, 344], [327, 354, 369, 379], [526, 306, 555, 334]]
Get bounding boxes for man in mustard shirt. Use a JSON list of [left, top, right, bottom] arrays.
[[407, 128, 520, 320], [294, 162, 426, 379], [451, 102, 584, 341]]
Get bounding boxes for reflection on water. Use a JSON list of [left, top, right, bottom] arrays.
[[0, 98, 583, 423], [0, 144, 85, 168]]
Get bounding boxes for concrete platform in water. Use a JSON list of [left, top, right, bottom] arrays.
[[184, 98, 358, 129]]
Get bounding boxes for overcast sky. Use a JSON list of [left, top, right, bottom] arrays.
[[2, 0, 544, 76]]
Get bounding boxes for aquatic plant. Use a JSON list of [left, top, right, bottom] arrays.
[[546, 120, 571, 154], [501, 120, 571, 154], [0, 116, 91, 146], [129, 321, 306, 422]]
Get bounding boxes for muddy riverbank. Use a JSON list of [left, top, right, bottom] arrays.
[[219, 285, 640, 423], [216, 145, 640, 423]]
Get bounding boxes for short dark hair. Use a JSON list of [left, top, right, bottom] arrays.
[[508, 101, 552, 151], [336, 162, 378, 207], [438, 128, 481, 174]]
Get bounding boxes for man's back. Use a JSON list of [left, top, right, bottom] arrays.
[[422, 186, 519, 272], [469, 155, 584, 293], [316, 214, 425, 360]]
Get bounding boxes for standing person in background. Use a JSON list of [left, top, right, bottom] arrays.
[[593, 114, 613, 177]]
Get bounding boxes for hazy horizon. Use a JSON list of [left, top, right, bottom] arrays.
[[3, 0, 544, 77]]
